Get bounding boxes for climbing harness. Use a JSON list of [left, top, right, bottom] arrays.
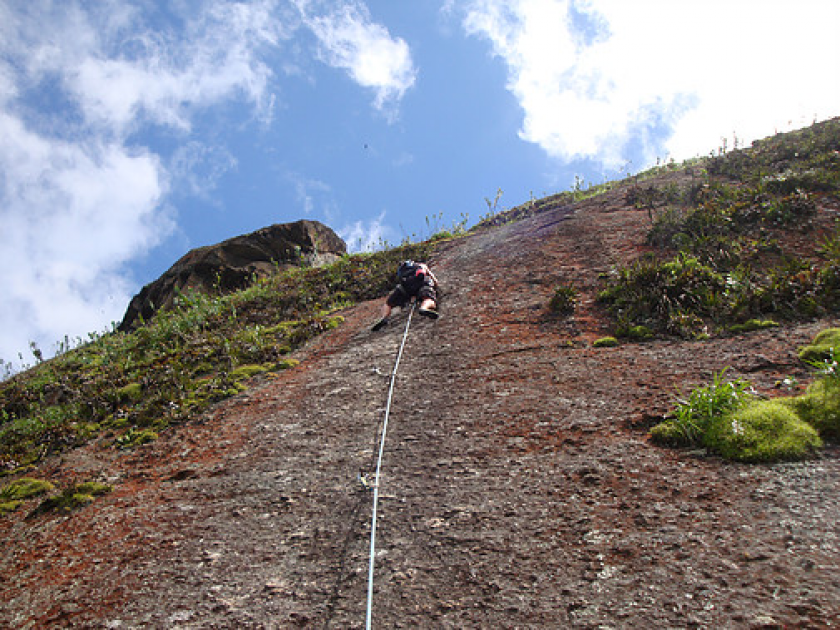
[[365, 302, 416, 630]]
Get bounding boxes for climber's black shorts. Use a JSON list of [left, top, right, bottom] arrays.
[[386, 284, 437, 309]]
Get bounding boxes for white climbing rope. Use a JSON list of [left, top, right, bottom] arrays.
[[366, 303, 415, 630]]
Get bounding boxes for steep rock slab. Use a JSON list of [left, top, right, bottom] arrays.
[[118, 219, 345, 330], [2, 190, 840, 628]]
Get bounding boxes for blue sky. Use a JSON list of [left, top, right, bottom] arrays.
[[2, 0, 839, 370]]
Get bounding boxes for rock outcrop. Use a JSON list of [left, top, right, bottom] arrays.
[[118, 219, 345, 330]]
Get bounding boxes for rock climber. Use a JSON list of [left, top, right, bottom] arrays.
[[372, 260, 440, 331]]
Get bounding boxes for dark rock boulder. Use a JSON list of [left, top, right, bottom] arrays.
[[118, 219, 346, 331]]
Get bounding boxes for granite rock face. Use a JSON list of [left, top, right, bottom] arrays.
[[118, 219, 345, 330]]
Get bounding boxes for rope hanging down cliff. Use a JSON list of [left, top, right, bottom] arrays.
[[365, 303, 415, 630]]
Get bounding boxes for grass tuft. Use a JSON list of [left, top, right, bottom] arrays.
[[0, 477, 55, 515]]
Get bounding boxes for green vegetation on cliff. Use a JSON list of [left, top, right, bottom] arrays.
[[599, 117, 840, 339], [652, 328, 840, 462], [0, 243, 432, 471]]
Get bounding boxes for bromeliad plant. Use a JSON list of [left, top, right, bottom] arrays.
[[549, 284, 579, 316], [652, 368, 756, 447]]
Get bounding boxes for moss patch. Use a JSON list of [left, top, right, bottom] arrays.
[[0, 500, 23, 515], [34, 481, 112, 515], [624, 325, 654, 340], [788, 378, 840, 440], [798, 328, 840, 363], [230, 364, 269, 381], [729, 319, 780, 334], [704, 399, 822, 462], [116, 382, 143, 403], [593, 336, 619, 348], [0, 477, 56, 515], [650, 420, 694, 447]]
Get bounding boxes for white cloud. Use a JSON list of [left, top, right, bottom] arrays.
[[170, 141, 238, 201], [288, 172, 334, 216], [0, 111, 169, 364], [0, 1, 288, 369], [458, 0, 840, 167], [70, 1, 287, 134], [339, 212, 393, 252], [298, 0, 417, 112]]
